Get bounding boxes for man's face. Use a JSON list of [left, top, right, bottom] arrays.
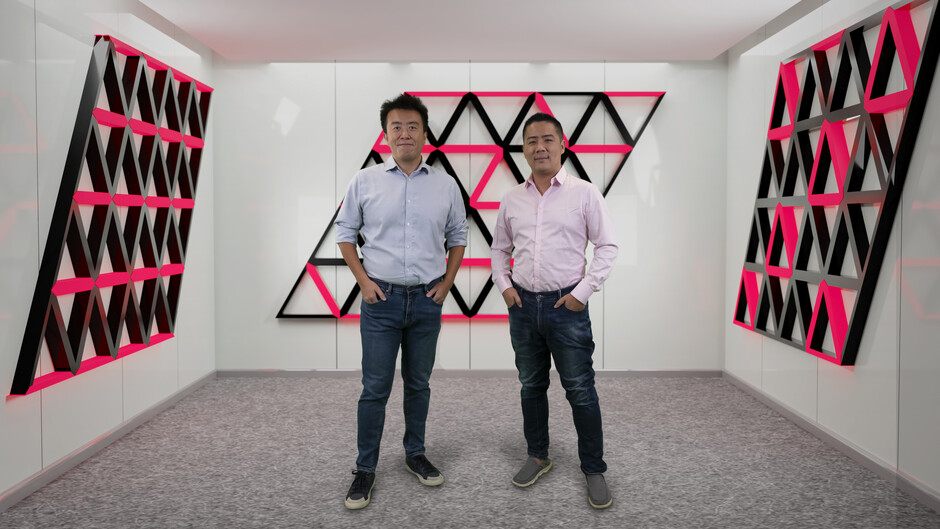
[[384, 109, 427, 166], [523, 121, 564, 177]]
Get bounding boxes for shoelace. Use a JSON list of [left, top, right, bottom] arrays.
[[410, 456, 436, 476], [350, 470, 370, 492]]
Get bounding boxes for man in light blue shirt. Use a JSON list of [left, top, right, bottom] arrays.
[[335, 94, 468, 510]]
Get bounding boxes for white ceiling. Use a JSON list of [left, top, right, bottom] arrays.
[[140, 0, 802, 62]]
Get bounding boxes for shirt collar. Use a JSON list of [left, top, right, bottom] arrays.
[[524, 167, 568, 188], [384, 156, 430, 176]]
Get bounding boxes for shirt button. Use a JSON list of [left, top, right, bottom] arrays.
[[407, 245, 411, 248]]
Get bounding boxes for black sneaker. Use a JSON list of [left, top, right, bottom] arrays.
[[405, 454, 445, 486], [344, 470, 375, 510]]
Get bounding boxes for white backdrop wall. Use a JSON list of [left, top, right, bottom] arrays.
[[0, 1, 216, 498], [212, 61, 728, 373], [725, 0, 940, 500]]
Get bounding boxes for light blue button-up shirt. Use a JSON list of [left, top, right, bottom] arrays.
[[334, 157, 468, 286]]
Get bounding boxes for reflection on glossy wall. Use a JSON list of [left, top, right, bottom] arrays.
[[0, 0, 215, 499]]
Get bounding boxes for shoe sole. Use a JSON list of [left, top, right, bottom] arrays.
[[512, 460, 553, 488], [344, 482, 374, 510], [585, 475, 612, 509], [406, 465, 445, 486]]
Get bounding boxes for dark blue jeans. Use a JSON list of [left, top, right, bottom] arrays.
[[356, 277, 443, 473], [508, 281, 606, 474]]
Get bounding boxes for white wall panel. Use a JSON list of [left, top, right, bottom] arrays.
[[213, 62, 336, 370], [604, 63, 727, 370], [898, 44, 940, 495], [0, 0, 44, 495], [817, 233, 899, 467], [40, 360, 123, 465], [123, 338, 179, 420]]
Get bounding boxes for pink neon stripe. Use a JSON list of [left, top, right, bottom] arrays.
[[117, 343, 146, 358], [768, 126, 793, 140], [864, 7, 920, 114], [158, 128, 183, 143], [160, 264, 184, 276], [472, 92, 534, 97], [171, 68, 193, 83], [533, 93, 553, 115], [569, 145, 634, 154], [339, 314, 361, 320], [812, 30, 844, 51], [767, 61, 799, 139], [114, 194, 145, 207], [306, 263, 341, 318], [145, 196, 172, 208], [75, 355, 112, 374], [765, 204, 797, 278], [51, 277, 95, 296], [15, 330, 175, 395], [144, 54, 169, 71], [103, 36, 142, 57], [129, 119, 158, 136], [73, 191, 112, 205], [149, 333, 174, 346], [460, 258, 492, 266], [96, 272, 130, 288], [194, 80, 214, 93], [808, 120, 848, 206], [805, 281, 849, 363], [21, 371, 72, 395], [131, 267, 159, 281], [173, 198, 195, 209], [604, 91, 666, 97], [93, 108, 128, 128], [732, 268, 758, 330], [437, 144, 501, 154], [468, 149, 504, 211], [183, 135, 204, 148], [405, 91, 468, 97]]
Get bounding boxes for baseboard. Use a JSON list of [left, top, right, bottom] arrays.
[[217, 368, 722, 378], [722, 371, 940, 515], [0, 370, 216, 514]]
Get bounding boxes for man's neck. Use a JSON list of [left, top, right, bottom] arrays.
[[531, 168, 558, 195], [394, 156, 422, 176]]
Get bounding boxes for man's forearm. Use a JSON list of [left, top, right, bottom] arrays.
[[443, 245, 466, 285], [338, 242, 370, 285]]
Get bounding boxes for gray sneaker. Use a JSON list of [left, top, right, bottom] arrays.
[[512, 457, 552, 487], [584, 473, 612, 509]]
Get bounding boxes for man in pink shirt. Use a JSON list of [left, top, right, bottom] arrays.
[[491, 113, 618, 509]]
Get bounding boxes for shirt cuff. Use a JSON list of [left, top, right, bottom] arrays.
[[495, 275, 513, 293], [571, 282, 594, 305]]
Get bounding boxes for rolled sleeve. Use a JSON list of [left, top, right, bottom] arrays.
[[443, 184, 468, 249], [334, 175, 362, 244]]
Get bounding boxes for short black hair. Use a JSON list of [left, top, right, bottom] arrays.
[[380, 93, 430, 134], [523, 113, 564, 142]]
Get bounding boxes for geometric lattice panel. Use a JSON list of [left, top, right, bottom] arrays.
[[277, 90, 665, 320], [10, 36, 212, 395], [733, 0, 939, 365]]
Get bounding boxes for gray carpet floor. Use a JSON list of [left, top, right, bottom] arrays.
[[1, 375, 939, 528]]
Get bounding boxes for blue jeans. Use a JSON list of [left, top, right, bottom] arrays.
[[356, 277, 443, 473], [508, 281, 606, 474]]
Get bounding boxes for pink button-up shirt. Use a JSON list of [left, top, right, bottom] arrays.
[[491, 168, 618, 304]]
